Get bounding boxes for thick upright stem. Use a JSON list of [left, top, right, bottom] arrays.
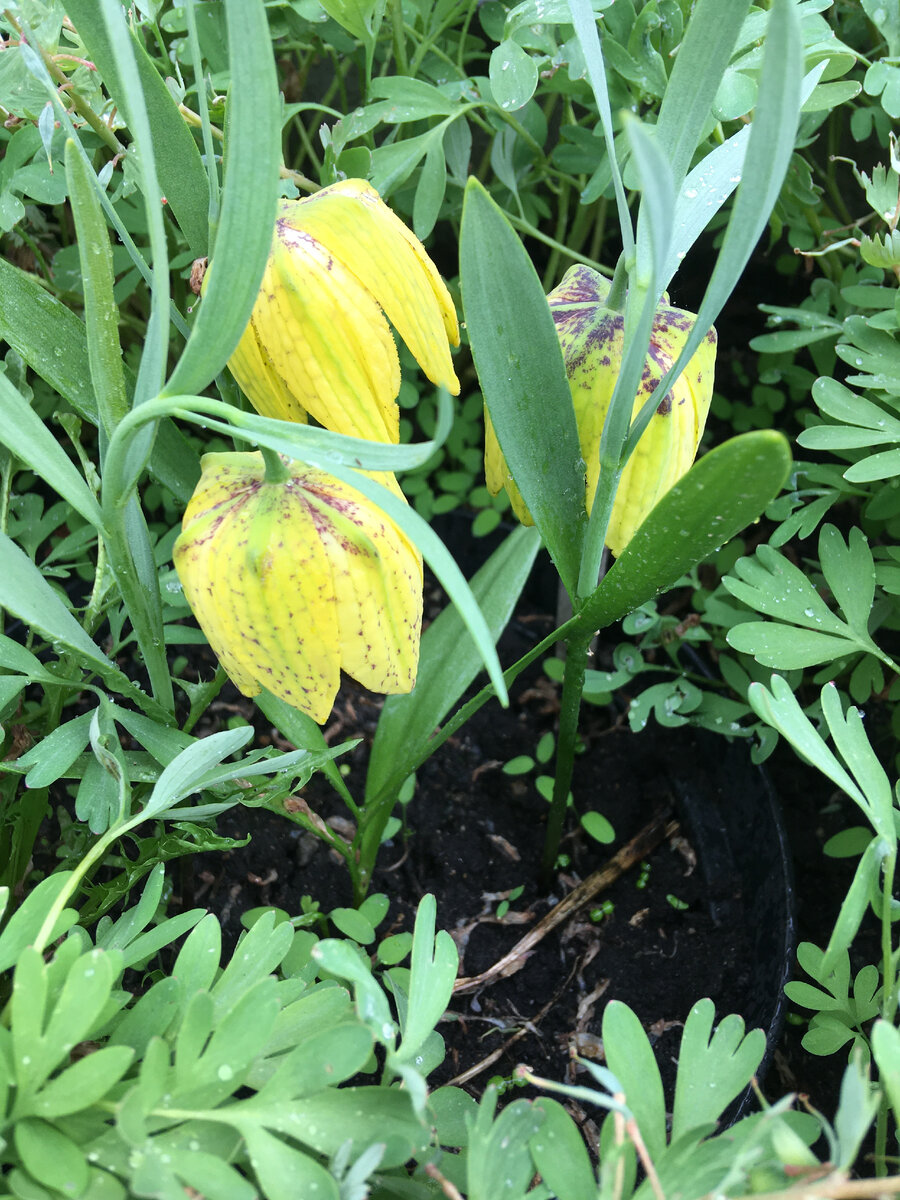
[[541, 632, 589, 884]]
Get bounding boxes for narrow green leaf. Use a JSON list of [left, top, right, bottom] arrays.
[[0, 372, 103, 529], [747, 676, 867, 809], [872, 1020, 900, 1127], [567, 0, 633, 256], [654, 0, 750, 189], [242, 1125, 340, 1200], [820, 683, 893, 841], [467, 1097, 544, 1200], [724, 544, 849, 636], [255, 690, 357, 808], [393, 894, 458, 1063], [530, 1099, 597, 1200], [96, 0, 170, 405], [164, 0, 281, 398], [63, 0, 209, 256], [14, 1119, 89, 1195], [0, 531, 122, 672], [141, 727, 254, 820], [32, 1047, 134, 1118], [65, 138, 128, 436], [366, 524, 541, 803], [460, 178, 586, 598], [602, 1001, 666, 1161], [0, 875, 78, 973], [681, 0, 802, 339], [0, 259, 197, 501], [845, 449, 900, 482], [630, 0, 803, 451], [626, 116, 674, 293], [0, 256, 99, 424], [820, 837, 889, 977], [579, 431, 792, 633]]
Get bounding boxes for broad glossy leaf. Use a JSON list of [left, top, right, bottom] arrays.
[[580, 431, 792, 633], [818, 525, 875, 633], [460, 178, 586, 598], [489, 40, 538, 112]]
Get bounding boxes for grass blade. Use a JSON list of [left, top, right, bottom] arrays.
[[163, 0, 281, 399]]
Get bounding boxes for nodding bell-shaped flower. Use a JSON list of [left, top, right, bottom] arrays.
[[485, 264, 717, 557], [173, 452, 423, 723], [225, 179, 460, 442]]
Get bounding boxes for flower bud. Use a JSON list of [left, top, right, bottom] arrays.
[[173, 452, 422, 723], [485, 264, 717, 556]]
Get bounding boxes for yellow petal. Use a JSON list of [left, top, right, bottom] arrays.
[[174, 453, 342, 721], [603, 322, 716, 556], [228, 306, 309, 425], [252, 227, 400, 442], [302, 468, 423, 695], [281, 182, 460, 394], [483, 408, 533, 526]]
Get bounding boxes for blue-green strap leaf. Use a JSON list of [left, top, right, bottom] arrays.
[[163, 0, 281, 399], [459, 177, 586, 599]]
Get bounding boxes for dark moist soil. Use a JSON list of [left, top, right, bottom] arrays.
[[183, 550, 821, 1140]]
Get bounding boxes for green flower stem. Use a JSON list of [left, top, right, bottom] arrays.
[[882, 850, 898, 1023], [505, 213, 612, 277], [260, 443, 291, 483], [390, 0, 409, 73], [540, 631, 589, 883], [185, 0, 221, 248], [31, 810, 142, 954], [81, 533, 110, 638], [455, 0, 480, 71]]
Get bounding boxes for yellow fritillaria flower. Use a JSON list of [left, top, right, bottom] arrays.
[[227, 179, 460, 442], [485, 264, 717, 557], [173, 452, 422, 723]]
